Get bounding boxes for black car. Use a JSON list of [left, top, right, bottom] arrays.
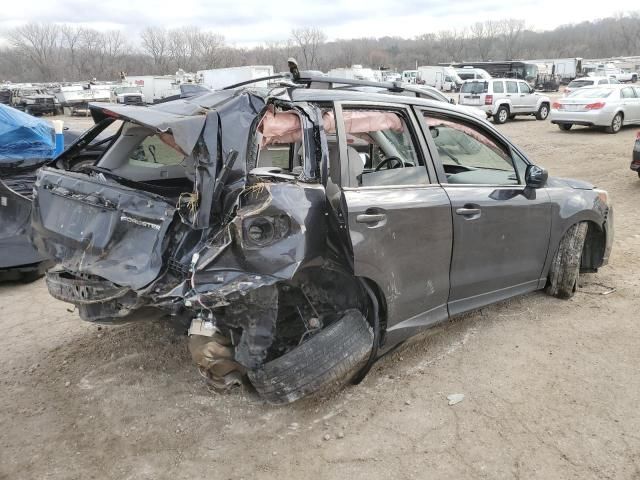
[[632, 130, 640, 177]]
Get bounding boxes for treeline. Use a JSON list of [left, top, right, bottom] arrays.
[[1, 12, 640, 83]]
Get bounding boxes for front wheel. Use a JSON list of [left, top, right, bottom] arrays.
[[494, 106, 509, 124], [558, 123, 573, 131], [606, 113, 623, 134], [536, 103, 549, 120], [545, 222, 588, 299]]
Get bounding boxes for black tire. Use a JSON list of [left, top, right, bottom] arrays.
[[494, 106, 509, 124], [606, 113, 623, 134], [558, 123, 572, 131], [248, 309, 373, 405], [632, 75, 637, 83], [536, 103, 550, 120], [545, 222, 588, 299]]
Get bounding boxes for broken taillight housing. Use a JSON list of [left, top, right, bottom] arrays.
[[585, 102, 606, 110], [484, 95, 493, 105], [243, 215, 291, 248]]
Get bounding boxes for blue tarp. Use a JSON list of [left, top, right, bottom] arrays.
[[0, 104, 55, 163]]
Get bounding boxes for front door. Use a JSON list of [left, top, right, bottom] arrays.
[[418, 109, 552, 315], [518, 81, 538, 111], [334, 102, 453, 344]]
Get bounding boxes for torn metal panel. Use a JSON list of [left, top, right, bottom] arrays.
[[31, 168, 176, 290]]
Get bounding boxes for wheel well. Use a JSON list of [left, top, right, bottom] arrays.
[[359, 277, 388, 335], [581, 221, 606, 272]]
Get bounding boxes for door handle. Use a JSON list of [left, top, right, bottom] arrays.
[[356, 213, 386, 224], [456, 207, 481, 217]]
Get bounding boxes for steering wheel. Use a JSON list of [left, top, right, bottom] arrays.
[[375, 156, 404, 171]]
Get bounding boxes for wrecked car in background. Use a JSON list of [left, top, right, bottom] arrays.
[[0, 104, 56, 281], [28, 75, 613, 404]]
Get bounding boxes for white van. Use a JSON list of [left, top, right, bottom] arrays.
[[455, 67, 491, 81], [417, 66, 462, 92], [402, 70, 418, 84]]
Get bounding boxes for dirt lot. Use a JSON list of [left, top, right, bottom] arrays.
[[1, 111, 640, 480]]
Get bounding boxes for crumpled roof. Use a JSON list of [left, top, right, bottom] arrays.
[[0, 104, 55, 162], [88, 90, 244, 156]]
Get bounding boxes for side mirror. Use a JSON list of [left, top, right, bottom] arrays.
[[525, 164, 548, 188]]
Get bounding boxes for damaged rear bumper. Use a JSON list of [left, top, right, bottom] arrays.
[[45, 270, 143, 322]]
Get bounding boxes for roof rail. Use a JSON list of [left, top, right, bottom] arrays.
[[222, 72, 409, 94]]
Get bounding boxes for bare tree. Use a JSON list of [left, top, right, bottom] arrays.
[[438, 29, 466, 62], [141, 27, 169, 72], [198, 31, 226, 69], [60, 25, 84, 80], [499, 19, 526, 60], [470, 21, 499, 61], [290, 27, 327, 69], [7, 23, 61, 80]]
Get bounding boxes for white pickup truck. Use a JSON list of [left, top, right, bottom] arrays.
[[608, 69, 638, 83], [586, 64, 638, 83]]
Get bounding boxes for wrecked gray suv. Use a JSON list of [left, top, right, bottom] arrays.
[[29, 77, 613, 404]]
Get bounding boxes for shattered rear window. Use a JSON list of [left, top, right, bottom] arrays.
[[129, 135, 186, 167]]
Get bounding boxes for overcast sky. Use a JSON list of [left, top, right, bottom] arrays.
[[1, 0, 638, 46]]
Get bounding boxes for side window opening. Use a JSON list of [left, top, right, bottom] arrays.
[[337, 108, 429, 187], [492, 81, 504, 93], [424, 114, 519, 186], [506, 81, 518, 94], [255, 107, 305, 176]]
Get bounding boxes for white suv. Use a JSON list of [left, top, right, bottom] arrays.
[[458, 78, 551, 124]]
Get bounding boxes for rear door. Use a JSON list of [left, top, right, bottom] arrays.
[[621, 87, 640, 122], [506, 80, 521, 110], [416, 108, 552, 315], [335, 101, 453, 343]]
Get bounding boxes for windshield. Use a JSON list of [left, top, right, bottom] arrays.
[[568, 88, 613, 99], [461, 81, 487, 94], [117, 87, 140, 94], [524, 64, 538, 81], [568, 80, 594, 88]]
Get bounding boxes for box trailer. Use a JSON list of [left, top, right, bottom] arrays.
[[196, 66, 274, 90], [124, 76, 182, 104]]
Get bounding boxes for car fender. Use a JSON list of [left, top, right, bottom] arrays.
[[492, 99, 511, 114], [535, 96, 551, 109], [540, 185, 610, 281]]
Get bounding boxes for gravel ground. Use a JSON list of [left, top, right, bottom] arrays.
[[1, 110, 639, 480]]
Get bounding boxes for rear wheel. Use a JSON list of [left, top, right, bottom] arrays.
[[558, 123, 572, 131], [536, 103, 550, 120], [248, 309, 373, 405], [494, 106, 509, 124], [632, 74, 638, 83], [545, 222, 588, 299], [606, 113, 623, 134]]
